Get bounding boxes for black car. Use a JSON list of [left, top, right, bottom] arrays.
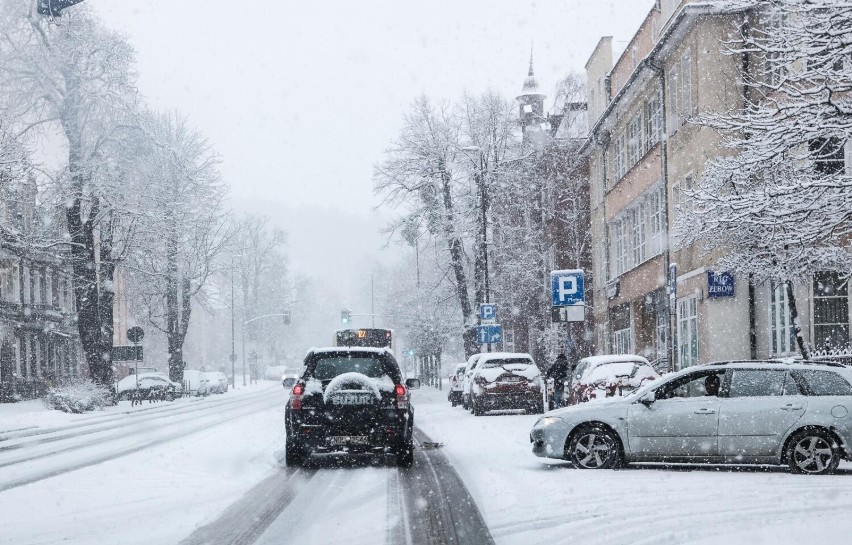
[[284, 347, 420, 467]]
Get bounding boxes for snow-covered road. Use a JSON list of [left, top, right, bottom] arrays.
[[2, 384, 852, 545]]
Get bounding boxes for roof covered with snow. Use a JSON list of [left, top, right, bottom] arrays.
[[579, 355, 650, 367]]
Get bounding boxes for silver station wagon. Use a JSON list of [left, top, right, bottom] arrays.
[[531, 361, 852, 475]]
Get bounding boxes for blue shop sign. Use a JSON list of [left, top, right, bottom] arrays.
[[707, 271, 735, 298]]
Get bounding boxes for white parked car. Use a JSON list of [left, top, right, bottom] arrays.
[[448, 362, 466, 406], [204, 371, 228, 394], [570, 355, 659, 405], [461, 354, 484, 410], [468, 353, 543, 415], [182, 370, 210, 397], [116, 373, 180, 401]]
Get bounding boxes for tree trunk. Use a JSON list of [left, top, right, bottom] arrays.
[[785, 282, 811, 360], [437, 160, 478, 356], [166, 230, 185, 383]]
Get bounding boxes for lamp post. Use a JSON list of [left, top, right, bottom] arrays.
[[230, 253, 242, 389], [242, 302, 299, 387]]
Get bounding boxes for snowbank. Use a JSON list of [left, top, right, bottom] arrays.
[[43, 380, 112, 414]]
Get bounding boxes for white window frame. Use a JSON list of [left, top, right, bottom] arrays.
[[770, 281, 796, 355], [613, 327, 633, 355], [668, 67, 680, 133], [681, 53, 692, 122], [632, 206, 646, 265], [646, 93, 662, 150], [628, 114, 642, 166], [614, 133, 626, 180], [677, 295, 699, 367]]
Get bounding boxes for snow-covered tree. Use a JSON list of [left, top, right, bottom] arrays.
[[0, 1, 140, 384], [676, 0, 852, 358], [375, 97, 480, 356], [126, 111, 230, 383]]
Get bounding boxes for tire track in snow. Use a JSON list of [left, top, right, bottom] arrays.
[[397, 428, 495, 545], [0, 394, 282, 492]]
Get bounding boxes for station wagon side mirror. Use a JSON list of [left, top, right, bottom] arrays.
[[638, 391, 656, 407], [406, 378, 421, 390]]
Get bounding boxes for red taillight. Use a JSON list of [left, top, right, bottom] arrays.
[[395, 384, 408, 410], [290, 383, 304, 410]]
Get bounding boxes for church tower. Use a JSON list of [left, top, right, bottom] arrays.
[[516, 51, 546, 145]]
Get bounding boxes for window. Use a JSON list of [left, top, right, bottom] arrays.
[[645, 93, 662, 150], [770, 281, 796, 355], [810, 137, 844, 175], [613, 328, 633, 355], [668, 68, 680, 132], [677, 296, 698, 367], [22, 266, 30, 305], [611, 218, 628, 276], [798, 370, 852, 396], [632, 206, 646, 265], [656, 306, 669, 364], [729, 369, 786, 397], [680, 53, 692, 121], [614, 133, 626, 180], [648, 188, 665, 255], [812, 272, 850, 350], [765, 11, 786, 86], [657, 370, 724, 399], [628, 114, 642, 166]]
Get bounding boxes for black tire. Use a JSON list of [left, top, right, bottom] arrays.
[[462, 394, 469, 410], [787, 428, 841, 475], [396, 442, 414, 468], [472, 397, 484, 416], [567, 425, 622, 470], [285, 438, 306, 467]]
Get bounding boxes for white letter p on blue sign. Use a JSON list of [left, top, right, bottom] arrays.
[[551, 270, 585, 307]]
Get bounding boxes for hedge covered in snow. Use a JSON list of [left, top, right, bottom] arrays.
[[44, 380, 113, 413]]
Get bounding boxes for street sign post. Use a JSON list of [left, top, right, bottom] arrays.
[[551, 270, 585, 322], [479, 303, 497, 324], [476, 324, 503, 346]]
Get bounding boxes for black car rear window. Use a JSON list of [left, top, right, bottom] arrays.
[[307, 353, 401, 382], [798, 370, 852, 396], [481, 358, 533, 368]]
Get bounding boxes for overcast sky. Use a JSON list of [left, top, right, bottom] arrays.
[[89, 0, 654, 287]]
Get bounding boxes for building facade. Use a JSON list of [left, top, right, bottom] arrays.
[[583, 0, 851, 369], [0, 172, 81, 401]]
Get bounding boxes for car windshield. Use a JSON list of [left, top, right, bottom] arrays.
[[311, 356, 387, 381], [481, 358, 533, 368]]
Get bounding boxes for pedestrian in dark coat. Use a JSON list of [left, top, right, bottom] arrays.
[[546, 354, 571, 409]]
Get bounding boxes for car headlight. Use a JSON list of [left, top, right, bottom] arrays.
[[535, 416, 564, 427]]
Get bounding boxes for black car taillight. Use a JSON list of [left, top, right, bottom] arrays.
[[394, 383, 409, 410], [290, 383, 305, 410]]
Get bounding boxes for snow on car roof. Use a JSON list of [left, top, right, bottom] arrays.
[[477, 352, 534, 363], [579, 355, 650, 367], [306, 346, 393, 356]]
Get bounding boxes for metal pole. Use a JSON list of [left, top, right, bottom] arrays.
[[230, 255, 236, 389], [242, 319, 247, 387], [371, 274, 375, 328]]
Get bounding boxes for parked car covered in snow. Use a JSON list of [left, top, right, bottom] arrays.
[[281, 368, 302, 388], [182, 370, 210, 397], [204, 371, 228, 394], [531, 360, 852, 475], [448, 363, 466, 406], [570, 355, 659, 405], [461, 353, 483, 410], [468, 352, 544, 416], [116, 373, 180, 401]]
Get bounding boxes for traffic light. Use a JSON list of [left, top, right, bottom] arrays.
[[340, 309, 352, 324], [37, 0, 86, 17]]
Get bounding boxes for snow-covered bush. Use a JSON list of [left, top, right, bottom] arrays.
[[44, 380, 113, 413]]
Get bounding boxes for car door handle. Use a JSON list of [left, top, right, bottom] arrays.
[[781, 404, 804, 411], [694, 408, 716, 415]]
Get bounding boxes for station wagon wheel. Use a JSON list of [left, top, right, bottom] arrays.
[[568, 426, 621, 470], [788, 429, 841, 475]]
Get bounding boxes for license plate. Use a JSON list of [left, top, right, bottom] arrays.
[[502, 376, 522, 382], [331, 435, 369, 446], [330, 393, 373, 405]]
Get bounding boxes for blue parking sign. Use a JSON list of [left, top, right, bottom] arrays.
[[479, 303, 497, 323], [551, 270, 585, 307]]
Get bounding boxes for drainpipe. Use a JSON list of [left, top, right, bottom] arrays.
[[649, 57, 676, 372], [741, 12, 758, 360], [593, 130, 610, 354]]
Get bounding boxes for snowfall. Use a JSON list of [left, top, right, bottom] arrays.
[[1, 382, 851, 545]]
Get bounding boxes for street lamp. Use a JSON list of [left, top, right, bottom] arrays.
[[242, 301, 300, 387], [230, 252, 242, 390]]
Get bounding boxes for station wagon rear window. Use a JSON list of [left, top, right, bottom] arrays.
[[798, 370, 852, 396], [312, 356, 386, 380]]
